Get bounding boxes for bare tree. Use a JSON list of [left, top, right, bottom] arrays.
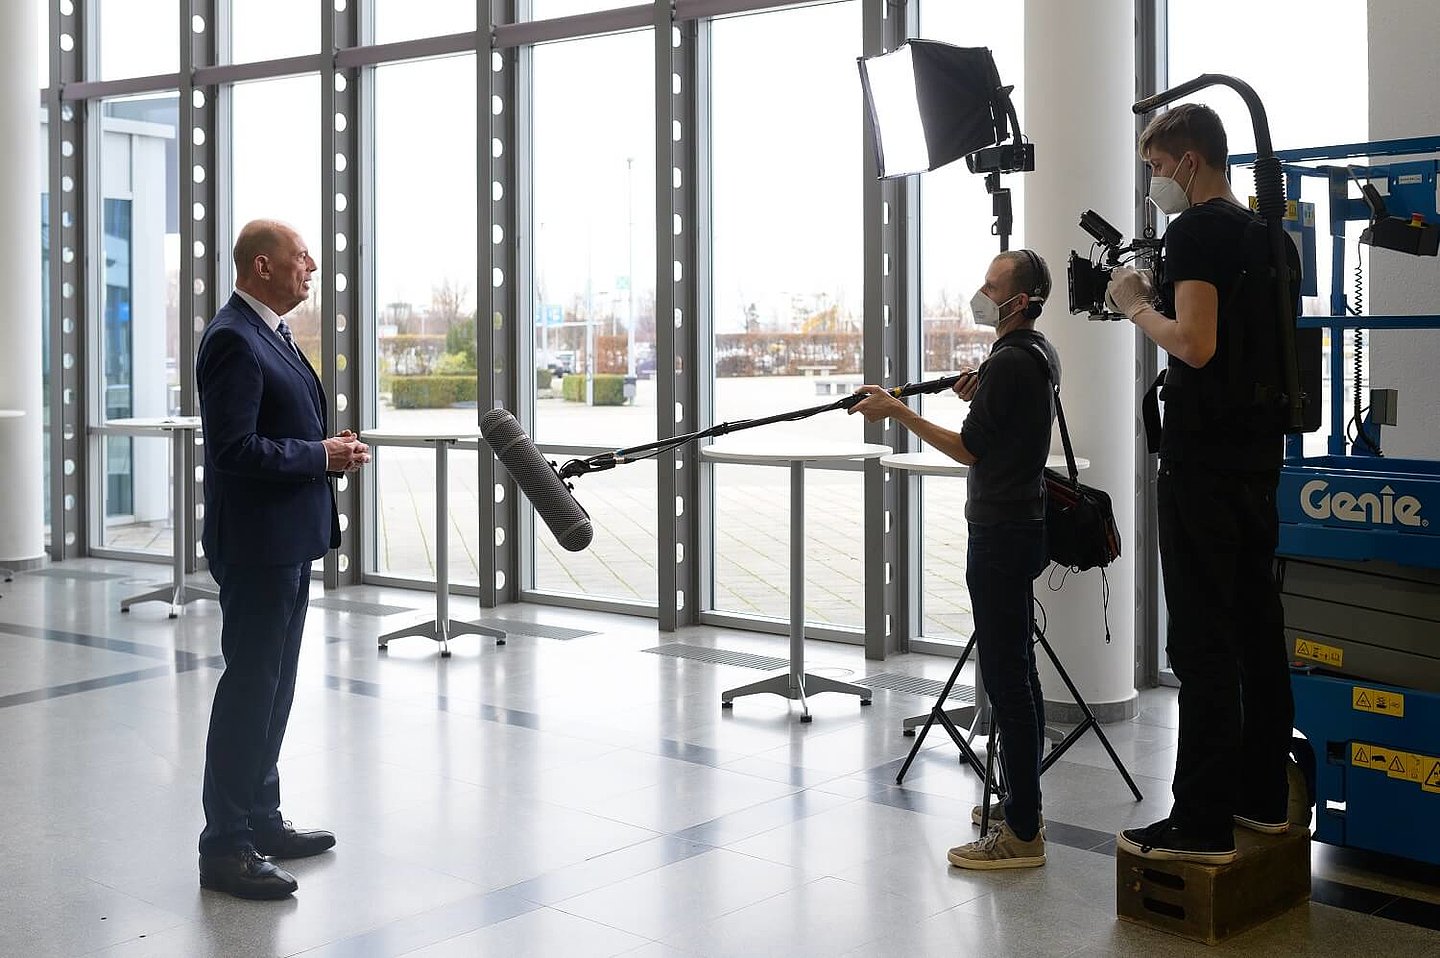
[[428, 279, 472, 331]]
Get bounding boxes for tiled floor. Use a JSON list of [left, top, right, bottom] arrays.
[[1, 559, 1437, 957]]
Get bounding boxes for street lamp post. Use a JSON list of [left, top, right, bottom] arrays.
[[626, 156, 636, 378]]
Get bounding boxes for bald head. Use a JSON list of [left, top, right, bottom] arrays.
[[233, 219, 316, 315], [234, 220, 296, 278]]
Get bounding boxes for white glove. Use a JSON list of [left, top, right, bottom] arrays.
[[1106, 267, 1156, 320]]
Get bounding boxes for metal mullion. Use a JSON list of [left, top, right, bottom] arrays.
[[520, 589, 657, 618], [479, 0, 524, 606], [180, 0, 223, 574], [656, 5, 702, 631], [335, 31, 479, 69], [367, 572, 484, 597], [675, 0, 836, 21], [1135, 0, 1164, 688], [358, 0, 381, 584], [195, 53, 329, 86], [891, 2, 919, 657], [698, 610, 865, 645], [61, 73, 185, 101], [861, 0, 912, 660], [690, 19, 714, 619], [321, 0, 364, 588], [48, 0, 91, 560], [494, 5, 650, 48]]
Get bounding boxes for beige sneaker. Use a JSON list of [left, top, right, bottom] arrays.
[[947, 821, 1046, 870], [970, 802, 1044, 830]]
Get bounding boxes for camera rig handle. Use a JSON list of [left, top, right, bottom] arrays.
[[1134, 74, 1303, 431]]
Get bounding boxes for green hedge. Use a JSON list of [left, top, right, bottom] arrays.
[[562, 373, 627, 406], [390, 375, 477, 409], [536, 368, 554, 391]]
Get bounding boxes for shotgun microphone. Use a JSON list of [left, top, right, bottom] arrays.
[[479, 408, 594, 552]]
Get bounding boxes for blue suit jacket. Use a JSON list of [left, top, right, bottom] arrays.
[[197, 294, 340, 565]]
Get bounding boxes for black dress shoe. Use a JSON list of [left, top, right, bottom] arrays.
[[252, 821, 336, 860], [199, 848, 298, 900]]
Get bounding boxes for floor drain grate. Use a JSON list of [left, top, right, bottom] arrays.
[[643, 643, 788, 671], [860, 672, 974, 703]]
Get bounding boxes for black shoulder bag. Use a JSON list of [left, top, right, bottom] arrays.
[[1008, 342, 1122, 572]]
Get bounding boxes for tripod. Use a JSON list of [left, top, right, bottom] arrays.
[[896, 621, 1143, 834]]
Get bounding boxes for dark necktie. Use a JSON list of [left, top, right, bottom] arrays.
[[276, 319, 302, 359]]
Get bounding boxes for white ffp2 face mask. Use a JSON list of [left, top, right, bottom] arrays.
[[1148, 154, 1197, 215], [970, 290, 1020, 329]]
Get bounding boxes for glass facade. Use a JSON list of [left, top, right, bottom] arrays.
[[530, 30, 658, 605], [38, 0, 1360, 658], [95, 94, 182, 554], [708, 1, 865, 629]]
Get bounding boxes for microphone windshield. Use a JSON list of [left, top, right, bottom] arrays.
[[480, 408, 594, 552]]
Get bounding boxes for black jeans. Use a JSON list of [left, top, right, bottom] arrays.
[[200, 559, 312, 855], [967, 518, 1048, 841], [1158, 463, 1293, 836]]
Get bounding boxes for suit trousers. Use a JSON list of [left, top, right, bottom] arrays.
[[1158, 463, 1293, 836], [199, 558, 312, 855]]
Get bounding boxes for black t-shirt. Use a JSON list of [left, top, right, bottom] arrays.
[[961, 328, 1060, 524], [1159, 199, 1284, 471]]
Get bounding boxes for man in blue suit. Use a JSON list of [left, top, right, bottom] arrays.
[[196, 220, 370, 900]]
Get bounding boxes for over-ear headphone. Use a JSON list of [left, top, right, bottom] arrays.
[[1018, 248, 1050, 320]]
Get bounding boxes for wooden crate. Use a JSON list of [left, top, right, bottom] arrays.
[[1116, 828, 1311, 945]]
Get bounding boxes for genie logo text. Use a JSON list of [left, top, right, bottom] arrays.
[[1300, 480, 1428, 528]]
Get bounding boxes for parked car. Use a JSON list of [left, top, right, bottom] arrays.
[[635, 344, 656, 378], [541, 350, 577, 377]]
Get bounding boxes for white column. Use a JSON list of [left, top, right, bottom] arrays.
[[0, 0, 45, 568], [1368, 0, 1440, 460], [1024, 0, 1138, 718]]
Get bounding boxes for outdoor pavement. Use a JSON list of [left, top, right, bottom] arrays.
[[105, 377, 977, 641]]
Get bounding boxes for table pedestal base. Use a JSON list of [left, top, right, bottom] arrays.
[[378, 618, 507, 658], [722, 671, 871, 723], [120, 581, 220, 619]]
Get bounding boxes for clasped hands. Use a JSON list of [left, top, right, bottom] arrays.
[[323, 430, 371, 473], [847, 370, 979, 423]]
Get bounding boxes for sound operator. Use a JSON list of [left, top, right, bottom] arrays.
[[852, 250, 1059, 870]]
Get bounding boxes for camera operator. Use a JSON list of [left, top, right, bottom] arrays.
[[852, 250, 1059, 871], [1108, 104, 1293, 865]]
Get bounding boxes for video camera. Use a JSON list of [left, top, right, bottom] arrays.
[[1067, 210, 1167, 320]]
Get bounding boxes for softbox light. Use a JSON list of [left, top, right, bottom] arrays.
[[857, 41, 1010, 178]]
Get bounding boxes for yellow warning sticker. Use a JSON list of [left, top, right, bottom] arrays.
[[1294, 637, 1344, 668], [1424, 759, 1440, 795], [1352, 686, 1405, 718], [1352, 743, 1440, 795], [1386, 752, 1421, 782], [1350, 743, 1393, 772]]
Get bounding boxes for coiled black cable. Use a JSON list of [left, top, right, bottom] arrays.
[[1348, 245, 1382, 455]]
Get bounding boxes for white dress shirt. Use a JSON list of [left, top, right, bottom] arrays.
[[234, 288, 284, 335]]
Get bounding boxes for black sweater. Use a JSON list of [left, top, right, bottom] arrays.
[[960, 328, 1060, 524]]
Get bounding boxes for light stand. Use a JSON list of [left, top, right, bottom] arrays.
[[896, 618, 1144, 834]]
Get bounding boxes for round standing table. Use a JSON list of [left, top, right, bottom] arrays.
[[702, 439, 891, 722], [361, 429, 507, 657], [107, 417, 221, 618]]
